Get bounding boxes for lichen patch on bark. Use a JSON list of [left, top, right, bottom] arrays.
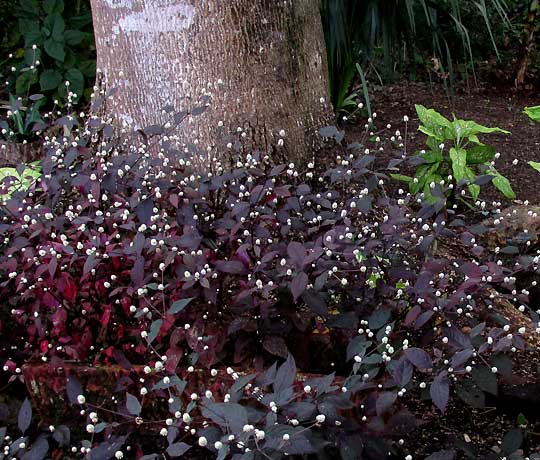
[[118, 3, 196, 33]]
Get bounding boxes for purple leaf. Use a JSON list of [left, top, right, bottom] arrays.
[[430, 377, 450, 413], [166, 442, 190, 457], [376, 391, 397, 416], [290, 272, 308, 301], [201, 402, 247, 434], [18, 398, 32, 433], [392, 358, 413, 387], [26, 437, 48, 460], [131, 257, 145, 286], [112, 349, 134, 370], [215, 260, 247, 274], [52, 425, 70, 446], [302, 290, 327, 315], [82, 254, 97, 275], [287, 241, 306, 267], [136, 198, 154, 223], [168, 297, 194, 315], [404, 347, 432, 370], [274, 354, 296, 394], [147, 319, 162, 345], [88, 436, 127, 460], [451, 349, 473, 368], [66, 376, 83, 405], [126, 393, 141, 416]]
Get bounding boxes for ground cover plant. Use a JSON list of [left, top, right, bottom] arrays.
[[0, 90, 540, 459]]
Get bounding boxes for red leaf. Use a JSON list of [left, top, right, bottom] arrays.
[[101, 304, 111, 327], [64, 278, 77, 303]]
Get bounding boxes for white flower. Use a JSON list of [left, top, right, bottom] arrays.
[[77, 395, 86, 404], [214, 441, 223, 449], [316, 414, 326, 423], [282, 433, 290, 441], [198, 436, 208, 447], [160, 428, 168, 436], [182, 413, 191, 424], [115, 451, 124, 459], [86, 424, 95, 433]]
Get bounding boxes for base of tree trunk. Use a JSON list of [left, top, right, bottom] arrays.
[[0, 141, 43, 167], [89, 0, 334, 167]]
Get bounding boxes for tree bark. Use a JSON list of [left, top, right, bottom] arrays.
[[515, 0, 539, 88], [89, 0, 333, 166]]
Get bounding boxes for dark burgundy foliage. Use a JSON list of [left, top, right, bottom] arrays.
[[0, 110, 537, 459]]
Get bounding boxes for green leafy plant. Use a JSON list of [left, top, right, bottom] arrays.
[[524, 105, 540, 123], [10, 0, 94, 100], [0, 93, 48, 141], [0, 161, 41, 198], [524, 106, 540, 173], [0, 0, 95, 141], [321, 0, 509, 108], [392, 104, 515, 206]]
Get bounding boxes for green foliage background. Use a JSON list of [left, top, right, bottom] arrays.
[[0, 0, 95, 105], [0, 0, 538, 117]]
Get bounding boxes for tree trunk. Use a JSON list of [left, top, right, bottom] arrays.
[[515, 0, 539, 88], [89, 0, 333, 165]]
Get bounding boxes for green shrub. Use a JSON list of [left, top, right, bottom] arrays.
[[0, 0, 94, 141], [392, 104, 515, 207], [0, 161, 41, 197]]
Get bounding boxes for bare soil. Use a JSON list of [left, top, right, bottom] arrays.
[[341, 81, 540, 458], [344, 81, 540, 207]]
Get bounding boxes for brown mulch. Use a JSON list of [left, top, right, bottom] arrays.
[[343, 81, 540, 207], [340, 81, 540, 458]]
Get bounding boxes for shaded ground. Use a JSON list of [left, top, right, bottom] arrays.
[[344, 81, 540, 206], [342, 82, 540, 458], [401, 349, 540, 458]]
